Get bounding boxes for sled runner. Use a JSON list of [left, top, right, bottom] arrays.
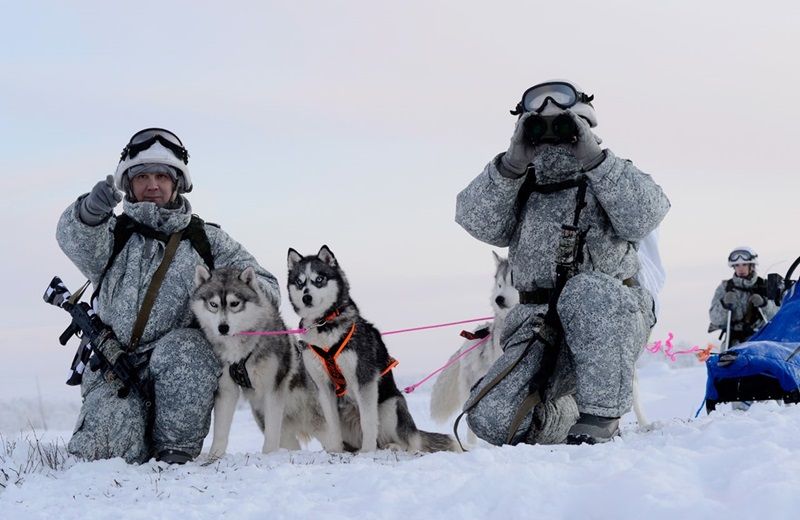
[[705, 257, 800, 412]]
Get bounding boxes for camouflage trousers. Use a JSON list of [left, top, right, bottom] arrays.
[[465, 272, 655, 446], [68, 328, 222, 464]]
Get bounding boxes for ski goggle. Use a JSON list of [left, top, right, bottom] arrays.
[[514, 82, 594, 114], [120, 128, 189, 164], [728, 250, 757, 264]]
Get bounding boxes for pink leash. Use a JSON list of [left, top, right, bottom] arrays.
[[237, 316, 495, 394], [237, 316, 493, 337], [645, 332, 700, 361], [402, 333, 491, 394], [239, 322, 703, 394]]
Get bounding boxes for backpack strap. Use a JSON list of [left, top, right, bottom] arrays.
[[515, 167, 588, 216], [91, 213, 215, 305], [185, 215, 215, 271]]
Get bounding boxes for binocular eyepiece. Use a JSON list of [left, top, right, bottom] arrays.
[[523, 113, 578, 144]]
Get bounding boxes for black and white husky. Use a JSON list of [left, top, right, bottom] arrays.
[[430, 251, 519, 444], [287, 245, 461, 453], [191, 265, 326, 457]]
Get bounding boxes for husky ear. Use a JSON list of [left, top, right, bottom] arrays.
[[239, 266, 259, 291], [287, 248, 303, 269], [194, 264, 212, 288], [318, 245, 337, 267]]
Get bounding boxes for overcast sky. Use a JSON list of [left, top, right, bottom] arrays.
[[2, 0, 798, 399]]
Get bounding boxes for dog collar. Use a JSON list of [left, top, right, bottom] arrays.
[[312, 308, 342, 328]]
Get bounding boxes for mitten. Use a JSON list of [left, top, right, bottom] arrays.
[[566, 110, 605, 171], [80, 174, 123, 225], [748, 294, 766, 308], [499, 112, 537, 178], [721, 291, 737, 310]]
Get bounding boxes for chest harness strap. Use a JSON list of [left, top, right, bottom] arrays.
[[308, 321, 399, 397], [229, 352, 254, 389], [309, 323, 356, 397]]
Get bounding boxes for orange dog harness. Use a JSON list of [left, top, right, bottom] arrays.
[[308, 322, 398, 397]]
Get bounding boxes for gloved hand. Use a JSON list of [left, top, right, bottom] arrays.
[[721, 291, 737, 310], [565, 110, 605, 171], [499, 112, 537, 178], [748, 294, 767, 308], [110, 352, 135, 384], [80, 174, 123, 225]]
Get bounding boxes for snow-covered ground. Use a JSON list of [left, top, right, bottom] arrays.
[[3, 352, 800, 520]]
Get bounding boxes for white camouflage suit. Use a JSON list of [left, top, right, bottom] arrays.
[[57, 196, 279, 463], [708, 274, 779, 346], [455, 147, 670, 445]]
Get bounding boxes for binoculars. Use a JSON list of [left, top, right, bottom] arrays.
[[523, 113, 578, 144]]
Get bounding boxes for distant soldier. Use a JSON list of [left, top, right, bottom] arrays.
[[709, 246, 779, 348]]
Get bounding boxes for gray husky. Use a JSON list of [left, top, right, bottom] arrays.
[[191, 265, 326, 457], [430, 251, 519, 444], [287, 245, 461, 453]]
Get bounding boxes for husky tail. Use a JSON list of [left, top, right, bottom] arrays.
[[429, 352, 463, 423], [390, 395, 462, 453], [415, 430, 462, 453]]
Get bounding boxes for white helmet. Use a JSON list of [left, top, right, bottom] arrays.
[[513, 79, 598, 127], [727, 246, 758, 267], [114, 128, 193, 193]]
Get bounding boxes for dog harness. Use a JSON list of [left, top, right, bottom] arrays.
[[308, 321, 398, 397], [460, 327, 490, 341], [229, 352, 254, 389]]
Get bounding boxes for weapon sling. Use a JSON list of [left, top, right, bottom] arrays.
[[128, 230, 184, 352], [454, 176, 588, 449]]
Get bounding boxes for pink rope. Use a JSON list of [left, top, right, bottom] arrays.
[[381, 317, 493, 336], [238, 328, 306, 336], [403, 334, 492, 394], [237, 316, 493, 337], [645, 332, 700, 361], [237, 316, 496, 393]]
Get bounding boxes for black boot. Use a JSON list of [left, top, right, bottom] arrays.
[[157, 449, 193, 464], [566, 413, 620, 445]]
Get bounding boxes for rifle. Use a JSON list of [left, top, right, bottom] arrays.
[[527, 224, 588, 395], [454, 178, 591, 448], [43, 276, 150, 404]]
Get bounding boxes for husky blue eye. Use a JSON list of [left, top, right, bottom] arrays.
[[294, 278, 305, 289], [314, 275, 326, 285]]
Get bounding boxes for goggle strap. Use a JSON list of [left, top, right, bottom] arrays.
[[120, 135, 189, 164]]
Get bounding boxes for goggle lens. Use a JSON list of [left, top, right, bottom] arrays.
[[522, 82, 580, 113], [728, 250, 756, 263]]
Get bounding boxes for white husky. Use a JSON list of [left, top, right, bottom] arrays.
[[429, 252, 648, 444], [190, 265, 326, 457], [430, 252, 518, 444]]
